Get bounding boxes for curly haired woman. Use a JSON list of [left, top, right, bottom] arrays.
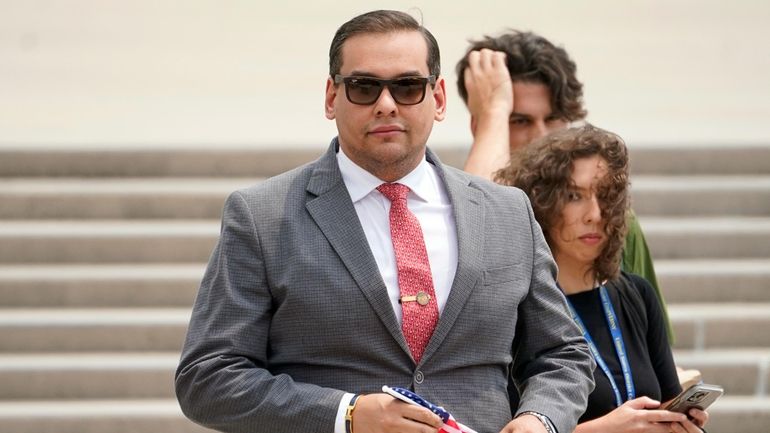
[[498, 125, 709, 433]]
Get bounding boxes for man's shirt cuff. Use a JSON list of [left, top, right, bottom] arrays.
[[334, 392, 356, 433]]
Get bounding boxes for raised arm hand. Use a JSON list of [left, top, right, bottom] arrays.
[[353, 393, 443, 433], [575, 397, 688, 433], [462, 48, 514, 180]]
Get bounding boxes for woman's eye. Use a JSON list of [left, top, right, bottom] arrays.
[[567, 192, 581, 201]]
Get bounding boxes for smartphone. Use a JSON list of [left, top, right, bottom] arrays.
[[664, 383, 724, 413]]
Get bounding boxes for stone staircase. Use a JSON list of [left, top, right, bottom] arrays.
[[630, 145, 770, 433], [0, 145, 768, 433]]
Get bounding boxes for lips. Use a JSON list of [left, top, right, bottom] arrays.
[[369, 125, 405, 135], [578, 233, 603, 245]]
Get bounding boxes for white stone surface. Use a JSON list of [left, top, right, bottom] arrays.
[[1, 1, 768, 148]]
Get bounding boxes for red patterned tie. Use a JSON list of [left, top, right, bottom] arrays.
[[377, 183, 439, 363]]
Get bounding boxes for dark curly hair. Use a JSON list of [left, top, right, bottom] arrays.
[[496, 124, 629, 282], [455, 30, 586, 122]]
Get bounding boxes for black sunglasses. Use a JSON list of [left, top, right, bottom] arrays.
[[334, 74, 436, 105]]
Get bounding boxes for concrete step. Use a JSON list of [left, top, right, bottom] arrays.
[[1, 145, 769, 177], [625, 144, 770, 176], [0, 260, 766, 308], [0, 178, 259, 220], [0, 352, 178, 399], [4, 304, 770, 353], [0, 397, 763, 433], [631, 176, 770, 216], [2, 217, 769, 264], [0, 264, 204, 308], [674, 349, 770, 397], [670, 303, 770, 350], [0, 220, 218, 263], [0, 148, 323, 178], [641, 217, 770, 259], [705, 396, 770, 433], [2, 175, 768, 219], [2, 348, 762, 399], [0, 399, 216, 433], [0, 309, 188, 352], [657, 259, 770, 303]]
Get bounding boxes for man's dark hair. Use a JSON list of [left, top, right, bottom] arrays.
[[329, 10, 441, 78], [456, 30, 586, 121]]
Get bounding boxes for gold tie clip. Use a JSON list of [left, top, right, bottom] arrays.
[[399, 291, 431, 306]]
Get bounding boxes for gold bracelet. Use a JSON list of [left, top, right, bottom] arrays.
[[344, 394, 361, 433]]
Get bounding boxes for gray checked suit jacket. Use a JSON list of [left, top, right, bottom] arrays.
[[175, 139, 594, 433]]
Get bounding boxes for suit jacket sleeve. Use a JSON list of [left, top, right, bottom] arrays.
[[510, 191, 596, 433], [175, 190, 344, 433]]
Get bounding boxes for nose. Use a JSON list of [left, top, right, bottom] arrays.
[[373, 86, 398, 117], [584, 194, 602, 223], [529, 120, 550, 142]]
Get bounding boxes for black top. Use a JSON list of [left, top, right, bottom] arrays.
[[567, 272, 682, 422]]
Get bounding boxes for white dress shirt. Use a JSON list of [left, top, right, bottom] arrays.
[[333, 147, 458, 433]]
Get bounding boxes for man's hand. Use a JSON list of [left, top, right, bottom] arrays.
[[499, 413, 547, 433], [464, 49, 514, 120], [352, 393, 443, 433], [462, 48, 514, 180]]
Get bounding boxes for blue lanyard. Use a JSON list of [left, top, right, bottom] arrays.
[[565, 285, 636, 407]]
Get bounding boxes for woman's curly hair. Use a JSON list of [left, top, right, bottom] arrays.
[[495, 124, 630, 283]]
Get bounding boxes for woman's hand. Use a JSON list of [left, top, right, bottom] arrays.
[[576, 397, 688, 433], [670, 408, 709, 433]]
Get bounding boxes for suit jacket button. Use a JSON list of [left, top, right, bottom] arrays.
[[414, 370, 424, 384]]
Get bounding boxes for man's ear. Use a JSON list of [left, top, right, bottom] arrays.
[[324, 77, 336, 120], [432, 76, 447, 122]]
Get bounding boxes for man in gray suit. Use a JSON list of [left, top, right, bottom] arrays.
[[176, 10, 594, 433]]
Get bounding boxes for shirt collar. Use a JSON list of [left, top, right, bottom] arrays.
[[336, 146, 441, 204]]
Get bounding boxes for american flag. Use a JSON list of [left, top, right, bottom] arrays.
[[382, 386, 478, 433]]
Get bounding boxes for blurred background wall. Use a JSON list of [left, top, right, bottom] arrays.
[[2, 4, 770, 433], [1, 0, 769, 149]]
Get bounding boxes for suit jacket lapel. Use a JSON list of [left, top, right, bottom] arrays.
[[421, 148, 485, 364], [305, 140, 411, 357]]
